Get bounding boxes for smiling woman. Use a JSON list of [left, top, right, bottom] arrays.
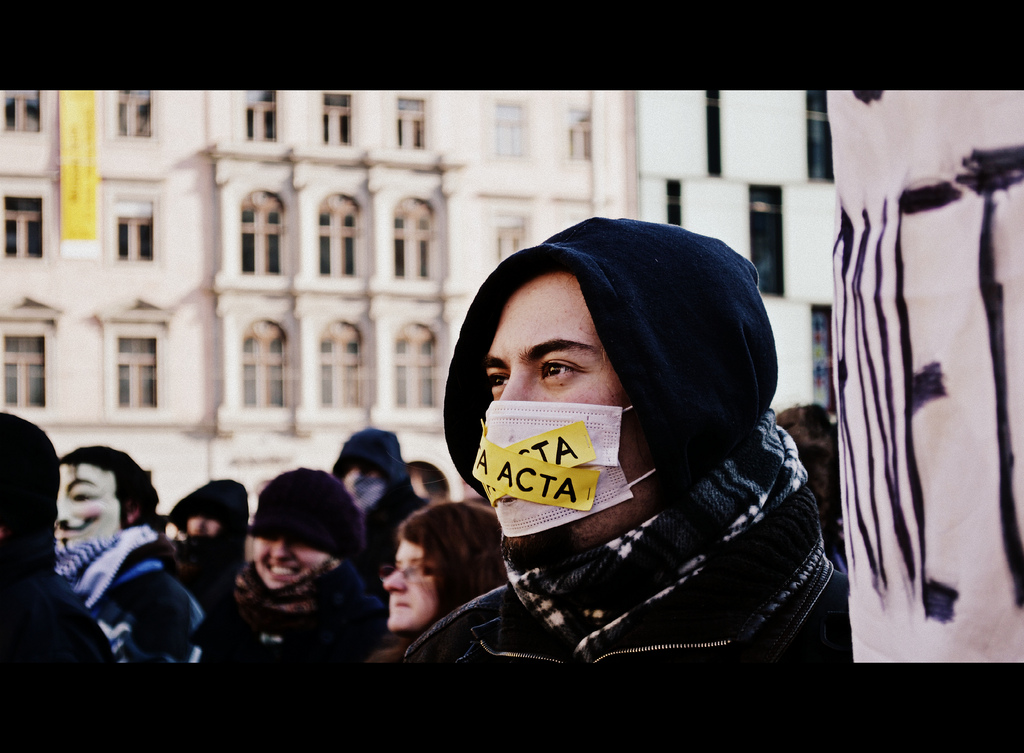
[[192, 468, 388, 663]]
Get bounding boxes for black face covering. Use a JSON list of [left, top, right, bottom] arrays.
[[176, 535, 243, 585]]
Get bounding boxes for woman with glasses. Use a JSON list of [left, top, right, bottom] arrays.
[[366, 501, 504, 662]]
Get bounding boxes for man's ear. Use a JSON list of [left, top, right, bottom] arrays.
[[122, 498, 141, 527]]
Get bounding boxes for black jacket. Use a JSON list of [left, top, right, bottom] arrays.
[[333, 428, 426, 604], [0, 531, 112, 663], [406, 487, 851, 663], [194, 559, 388, 663], [430, 218, 851, 663]]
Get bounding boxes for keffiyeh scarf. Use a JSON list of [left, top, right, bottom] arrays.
[[55, 525, 160, 610], [506, 409, 807, 662]]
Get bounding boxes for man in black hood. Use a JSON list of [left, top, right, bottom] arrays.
[[405, 217, 851, 663], [169, 479, 250, 613], [332, 428, 426, 605]]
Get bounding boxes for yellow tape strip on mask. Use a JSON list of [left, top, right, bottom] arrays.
[[473, 422, 601, 511]]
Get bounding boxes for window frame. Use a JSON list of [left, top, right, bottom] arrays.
[[749, 185, 784, 296], [495, 103, 524, 157], [242, 320, 287, 408], [806, 90, 834, 181], [567, 108, 591, 161], [117, 90, 152, 138], [116, 336, 158, 408], [393, 198, 432, 280], [397, 98, 425, 149], [246, 90, 277, 142], [115, 199, 155, 262], [4, 196, 43, 259], [4, 90, 40, 133], [319, 322, 362, 409], [3, 334, 46, 408], [323, 92, 352, 146], [706, 90, 722, 177], [394, 324, 436, 409], [318, 195, 359, 278], [241, 191, 284, 275], [496, 215, 526, 262]]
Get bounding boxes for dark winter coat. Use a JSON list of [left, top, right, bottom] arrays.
[[0, 530, 112, 663], [426, 217, 852, 663], [193, 559, 388, 663], [407, 486, 851, 662], [88, 532, 204, 662], [333, 428, 426, 604]]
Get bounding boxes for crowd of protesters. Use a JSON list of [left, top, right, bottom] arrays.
[[0, 413, 504, 663], [2, 218, 851, 664]]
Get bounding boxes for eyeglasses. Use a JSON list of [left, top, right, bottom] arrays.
[[379, 563, 433, 583]]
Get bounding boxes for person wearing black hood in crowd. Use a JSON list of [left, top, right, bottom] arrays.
[[405, 217, 852, 663], [54, 446, 203, 662], [169, 479, 250, 613], [0, 414, 112, 662], [192, 468, 387, 662], [332, 428, 426, 605]]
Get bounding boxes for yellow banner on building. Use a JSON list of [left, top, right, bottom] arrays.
[[59, 91, 99, 257]]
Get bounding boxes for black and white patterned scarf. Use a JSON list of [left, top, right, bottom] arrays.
[[55, 526, 159, 610], [505, 409, 807, 662]]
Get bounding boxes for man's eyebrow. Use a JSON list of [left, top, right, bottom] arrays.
[[482, 354, 507, 371], [483, 339, 600, 372], [525, 339, 599, 362]]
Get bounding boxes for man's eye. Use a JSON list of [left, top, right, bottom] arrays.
[[542, 363, 573, 379]]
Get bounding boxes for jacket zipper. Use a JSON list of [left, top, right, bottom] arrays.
[[475, 636, 732, 663]]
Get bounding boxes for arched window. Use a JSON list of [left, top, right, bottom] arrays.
[[393, 199, 432, 279], [320, 322, 362, 408], [395, 324, 435, 408], [243, 321, 286, 407], [318, 195, 358, 277], [241, 192, 283, 275]]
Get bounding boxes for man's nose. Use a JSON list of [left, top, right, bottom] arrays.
[[497, 369, 539, 402]]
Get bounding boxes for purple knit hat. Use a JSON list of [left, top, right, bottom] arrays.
[[251, 468, 365, 558]]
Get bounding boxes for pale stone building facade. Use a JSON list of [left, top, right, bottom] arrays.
[[0, 90, 635, 513]]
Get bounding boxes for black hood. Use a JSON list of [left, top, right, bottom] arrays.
[[169, 480, 250, 538], [333, 428, 410, 490], [444, 217, 777, 506]]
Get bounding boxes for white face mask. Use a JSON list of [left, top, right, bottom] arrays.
[[475, 400, 655, 538]]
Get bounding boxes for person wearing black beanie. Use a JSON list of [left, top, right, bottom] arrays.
[[192, 468, 387, 662], [169, 479, 250, 613], [0, 413, 112, 662], [405, 217, 852, 663]]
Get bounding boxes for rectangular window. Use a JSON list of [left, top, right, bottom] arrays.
[[116, 201, 153, 261], [4, 336, 45, 407], [812, 306, 835, 412], [246, 91, 276, 141], [118, 91, 151, 137], [397, 98, 424, 149], [5, 197, 42, 258], [495, 104, 523, 157], [666, 180, 682, 226], [5, 91, 40, 132], [323, 93, 351, 145], [497, 215, 525, 261], [750, 186, 784, 295], [118, 337, 157, 408], [807, 90, 834, 181], [706, 90, 721, 177], [568, 108, 591, 161]]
